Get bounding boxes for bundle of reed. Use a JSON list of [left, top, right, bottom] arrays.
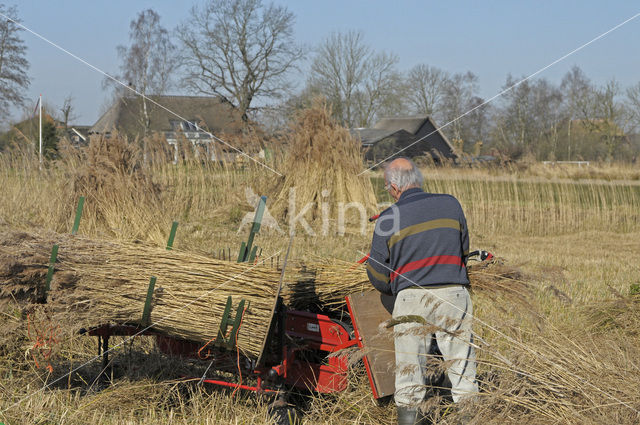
[[0, 229, 281, 358], [271, 101, 377, 221], [283, 258, 532, 310]]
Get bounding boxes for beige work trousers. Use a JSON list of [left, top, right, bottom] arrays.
[[392, 285, 478, 406]]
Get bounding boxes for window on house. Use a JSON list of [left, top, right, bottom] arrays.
[[170, 120, 199, 132], [182, 120, 198, 131]]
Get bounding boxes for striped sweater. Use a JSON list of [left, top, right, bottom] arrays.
[[366, 187, 469, 295]]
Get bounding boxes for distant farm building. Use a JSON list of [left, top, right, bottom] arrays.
[[351, 115, 458, 164], [68, 126, 90, 146], [90, 95, 244, 162]]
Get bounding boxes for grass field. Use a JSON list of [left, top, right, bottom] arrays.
[[1, 147, 639, 424]]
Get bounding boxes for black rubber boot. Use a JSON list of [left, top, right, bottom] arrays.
[[397, 406, 427, 425]]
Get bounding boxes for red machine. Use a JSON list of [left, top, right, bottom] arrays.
[[85, 299, 360, 397]]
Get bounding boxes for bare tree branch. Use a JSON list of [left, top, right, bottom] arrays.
[[308, 31, 401, 127], [405, 64, 449, 116], [102, 8, 177, 144], [59, 94, 78, 129], [177, 0, 303, 121]]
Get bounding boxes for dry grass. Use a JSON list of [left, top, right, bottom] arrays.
[[283, 257, 533, 314], [371, 165, 640, 236], [463, 231, 640, 425], [1, 125, 640, 424], [435, 160, 640, 182]]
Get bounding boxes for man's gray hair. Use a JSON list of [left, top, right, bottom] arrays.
[[384, 158, 423, 190]]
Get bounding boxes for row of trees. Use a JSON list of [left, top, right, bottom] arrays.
[[2, 1, 640, 161], [289, 32, 640, 161], [98, 1, 640, 161]]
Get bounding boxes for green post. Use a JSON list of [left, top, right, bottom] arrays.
[[141, 276, 157, 326], [215, 296, 233, 346], [237, 242, 247, 263], [226, 299, 247, 349], [166, 221, 178, 250], [71, 196, 85, 235], [247, 245, 259, 263], [237, 196, 266, 262], [44, 244, 59, 295]]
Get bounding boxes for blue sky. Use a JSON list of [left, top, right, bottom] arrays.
[[6, 1, 640, 125]]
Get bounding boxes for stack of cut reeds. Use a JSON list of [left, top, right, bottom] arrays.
[[283, 258, 532, 311], [0, 229, 531, 358], [0, 229, 281, 358]]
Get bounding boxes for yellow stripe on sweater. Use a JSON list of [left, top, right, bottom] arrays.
[[388, 218, 461, 249]]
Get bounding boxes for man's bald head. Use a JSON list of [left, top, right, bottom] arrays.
[[384, 157, 423, 199], [387, 157, 415, 172]]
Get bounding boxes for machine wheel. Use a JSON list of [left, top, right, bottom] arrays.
[[269, 405, 300, 425]]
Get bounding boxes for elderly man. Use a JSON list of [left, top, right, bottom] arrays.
[[366, 157, 478, 425]]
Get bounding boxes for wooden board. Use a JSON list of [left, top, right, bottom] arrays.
[[346, 291, 396, 399]]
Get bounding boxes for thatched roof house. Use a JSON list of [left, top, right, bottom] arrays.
[[351, 115, 458, 164], [90, 95, 245, 161]]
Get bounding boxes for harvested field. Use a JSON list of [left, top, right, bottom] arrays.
[[1, 134, 640, 424]]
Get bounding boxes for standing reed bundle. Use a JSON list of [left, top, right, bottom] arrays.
[[0, 229, 281, 358], [271, 102, 377, 221]]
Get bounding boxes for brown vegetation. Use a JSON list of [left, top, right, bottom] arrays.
[[0, 120, 639, 424]]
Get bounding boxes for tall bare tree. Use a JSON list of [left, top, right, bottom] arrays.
[[353, 51, 403, 127], [308, 31, 401, 127], [577, 79, 625, 160], [109, 9, 176, 136], [405, 64, 449, 116], [178, 0, 303, 121], [59, 94, 77, 130], [439, 71, 485, 152], [490, 75, 564, 159], [561, 66, 592, 117], [560, 66, 592, 159], [0, 4, 29, 120]]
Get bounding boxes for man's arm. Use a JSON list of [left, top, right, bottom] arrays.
[[366, 220, 392, 295], [460, 210, 470, 266]]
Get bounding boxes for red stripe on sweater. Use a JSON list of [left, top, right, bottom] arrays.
[[390, 255, 465, 282]]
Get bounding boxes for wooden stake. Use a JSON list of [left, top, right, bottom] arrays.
[[141, 276, 157, 326]]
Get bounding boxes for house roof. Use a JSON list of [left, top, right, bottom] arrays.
[[373, 115, 431, 135], [356, 115, 458, 159], [90, 95, 244, 138], [350, 128, 400, 146]]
